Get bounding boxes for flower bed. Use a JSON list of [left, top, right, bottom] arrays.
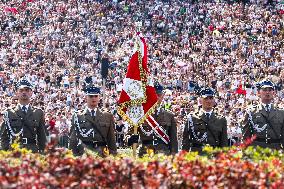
[[1, 142, 284, 188]]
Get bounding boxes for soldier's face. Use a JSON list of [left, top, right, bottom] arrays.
[[201, 96, 215, 111], [259, 88, 275, 103], [86, 94, 100, 108], [17, 87, 32, 102]]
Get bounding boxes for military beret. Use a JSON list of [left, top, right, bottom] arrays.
[[154, 83, 164, 94], [16, 78, 33, 90], [200, 87, 215, 98], [83, 85, 101, 95]]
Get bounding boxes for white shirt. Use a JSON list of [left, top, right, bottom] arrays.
[[87, 107, 97, 116], [202, 109, 213, 118], [261, 103, 272, 111], [19, 104, 30, 112]]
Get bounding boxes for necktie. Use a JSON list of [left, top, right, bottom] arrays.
[[22, 106, 27, 113], [265, 104, 270, 112], [91, 109, 96, 117], [206, 113, 210, 119]]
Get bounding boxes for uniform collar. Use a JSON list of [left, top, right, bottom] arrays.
[[18, 104, 30, 110], [202, 109, 213, 117], [261, 103, 272, 111], [86, 107, 97, 115]]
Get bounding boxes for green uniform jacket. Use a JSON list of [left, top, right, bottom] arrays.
[[242, 104, 284, 149], [69, 109, 117, 156], [128, 110, 178, 156], [182, 111, 228, 152], [0, 105, 47, 153]]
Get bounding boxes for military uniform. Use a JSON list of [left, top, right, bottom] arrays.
[[127, 84, 178, 157], [242, 79, 284, 150], [69, 86, 117, 156], [0, 79, 47, 153], [182, 87, 228, 153], [182, 111, 228, 152], [242, 104, 284, 149], [136, 109, 178, 156]]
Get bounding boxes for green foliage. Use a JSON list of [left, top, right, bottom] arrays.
[[1, 140, 284, 188]]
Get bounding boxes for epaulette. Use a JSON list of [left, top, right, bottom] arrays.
[[6, 107, 15, 114], [75, 109, 84, 115], [34, 106, 43, 111], [214, 112, 225, 119], [191, 111, 200, 119], [247, 104, 257, 112], [100, 108, 110, 113], [165, 109, 175, 115]]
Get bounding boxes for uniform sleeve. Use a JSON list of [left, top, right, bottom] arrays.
[[69, 115, 84, 156], [281, 110, 284, 148], [37, 110, 47, 153], [169, 113, 178, 154], [220, 118, 228, 147], [107, 113, 117, 155], [0, 117, 10, 150], [241, 112, 252, 142], [182, 118, 191, 151], [123, 122, 134, 146]]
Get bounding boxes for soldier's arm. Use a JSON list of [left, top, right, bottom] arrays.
[[0, 120, 10, 150], [181, 117, 191, 151], [220, 118, 228, 147], [241, 112, 252, 142], [281, 110, 284, 148], [123, 122, 135, 146], [69, 116, 84, 156], [106, 113, 117, 155], [37, 109, 47, 153], [169, 113, 178, 154]]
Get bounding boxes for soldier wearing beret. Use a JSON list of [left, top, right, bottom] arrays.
[[182, 87, 228, 153], [242, 80, 284, 149], [127, 83, 178, 157], [69, 85, 117, 156], [0, 78, 47, 153]]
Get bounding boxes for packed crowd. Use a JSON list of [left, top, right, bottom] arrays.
[[0, 0, 283, 147]]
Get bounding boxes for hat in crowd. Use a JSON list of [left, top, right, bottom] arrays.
[[83, 85, 101, 95], [200, 87, 215, 98], [260, 79, 275, 90], [154, 83, 164, 94], [16, 78, 33, 90]]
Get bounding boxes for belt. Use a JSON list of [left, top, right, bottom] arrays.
[[255, 138, 281, 143], [21, 138, 36, 145], [83, 141, 107, 148]]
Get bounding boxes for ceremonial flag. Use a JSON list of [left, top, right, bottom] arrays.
[[118, 33, 158, 128]]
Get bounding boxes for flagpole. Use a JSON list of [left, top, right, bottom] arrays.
[[131, 21, 143, 158]]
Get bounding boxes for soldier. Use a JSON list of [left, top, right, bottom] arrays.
[[182, 87, 228, 153], [242, 80, 284, 149], [69, 85, 117, 156], [127, 83, 178, 157], [0, 79, 47, 153]]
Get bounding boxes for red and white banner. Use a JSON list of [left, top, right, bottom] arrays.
[[146, 115, 170, 144], [118, 33, 158, 127]]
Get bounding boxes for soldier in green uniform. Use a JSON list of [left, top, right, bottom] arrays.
[[127, 83, 178, 157], [182, 87, 228, 153], [242, 80, 284, 149], [69, 85, 117, 156], [0, 79, 47, 153]]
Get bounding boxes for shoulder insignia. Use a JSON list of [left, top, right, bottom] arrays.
[[165, 109, 175, 115], [247, 105, 257, 112]]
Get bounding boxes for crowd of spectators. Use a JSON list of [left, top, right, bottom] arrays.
[[0, 0, 283, 147]]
